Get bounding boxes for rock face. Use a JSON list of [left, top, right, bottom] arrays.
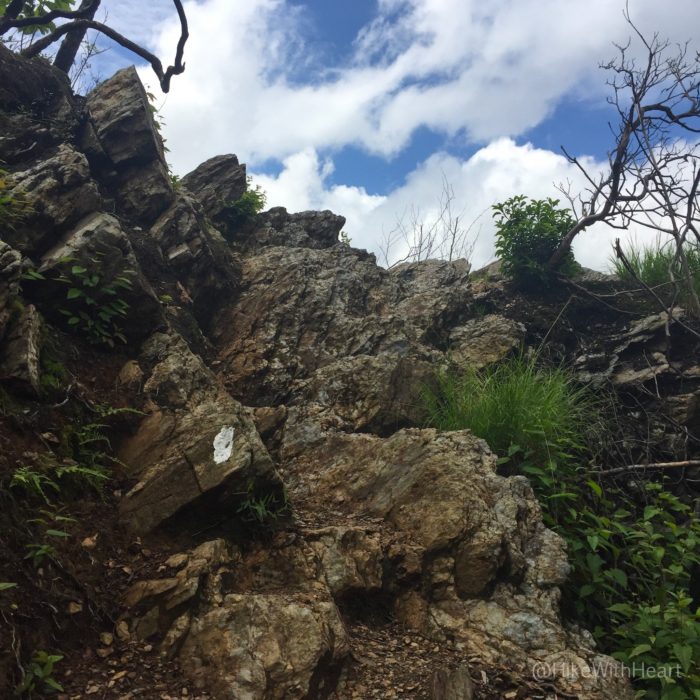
[[118, 332, 282, 533], [0, 46, 664, 700]]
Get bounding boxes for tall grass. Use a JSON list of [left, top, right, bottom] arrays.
[[610, 237, 700, 309], [423, 354, 594, 471]]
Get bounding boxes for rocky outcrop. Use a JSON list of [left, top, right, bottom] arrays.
[[0, 304, 42, 394], [118, 332, 282, 533], [0, 242, 22, 340], [181, 154, 247, 223]]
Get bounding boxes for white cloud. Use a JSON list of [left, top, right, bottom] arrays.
[[134, 0, 700, 171], [252, 139, 658, 272]]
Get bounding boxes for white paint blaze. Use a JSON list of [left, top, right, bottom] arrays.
[[213, 426, 235, 464]]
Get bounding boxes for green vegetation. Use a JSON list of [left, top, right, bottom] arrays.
[[23, 260, 133, 348], [221, 177, 267, 237], [424, 356, 700, 699], [14, 649, 64, 695], [0, 165, 31, 231], [611, 238, 700, 311], [493, 195, 578, 289]]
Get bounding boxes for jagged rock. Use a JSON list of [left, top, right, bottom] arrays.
[[213, 246, 469, 404], [448, 314, 525, 369], [306, 526, 384, 596], [0, 303, 42, 394], [0, 241, 22, 340], [36, 212, 163, 341], [181, 154, 247, 222], [283, 353, 436, 445], [87, 67, 174, 224], [3, 144, 101, 254], [0, 44, 79, 166], [126, 535, 349, 699], [149, 190, 240, 326], [180, 593, 348, 700], [283, 429, 554, 600], [430, 666, 474, 700], [118, 332, 282, 533], [248, 208, 346, 250]]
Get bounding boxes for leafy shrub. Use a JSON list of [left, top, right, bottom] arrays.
[[424, 356, 700, 699], [220, 177, 267, 236], [493, 195, 578, 289], [611, 237, 700, 310], [23, 260, 133, 348]]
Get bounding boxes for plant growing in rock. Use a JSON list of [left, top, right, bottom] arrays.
[[0, 165, 32, 231], [424, 356, 700, 699], [220, 177, 267, 238], [493, 195, 579, 290], [611, 237, 700, 311]]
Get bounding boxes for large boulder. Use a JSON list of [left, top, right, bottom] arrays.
[[118, 332, 282, 533], [181, 154, 247, 223], [212, 245, 470, 404], [86, 67, 174, 224]]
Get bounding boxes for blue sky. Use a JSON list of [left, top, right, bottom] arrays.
[[93, 0, 699, 269]]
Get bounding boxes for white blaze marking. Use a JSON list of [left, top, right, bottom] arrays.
[[213, 426, 235, 464]]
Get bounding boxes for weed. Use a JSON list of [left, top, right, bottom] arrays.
[[220, 177, 267, 237], [15, 650, 64, 695], [10, 467, 59, 505]]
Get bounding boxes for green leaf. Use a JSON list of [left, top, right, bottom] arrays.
[[672, 644, 693, 672], [44, 529, 70, 538], [0, 582, 17, 591], [629, 644, 652, 658], [71, 265, 87, 275], [66, 287, 82, 300]]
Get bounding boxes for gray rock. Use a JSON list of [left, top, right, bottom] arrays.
[[3, 144, 101, 254], [0, 304, 42, 394], [181, 154, 247, 222], [87, 67, 174, 224], [449, 314, 525, 369], [249, 208, 346, 250], [118, 332, 282, 533], [0, 241, 22, 340]]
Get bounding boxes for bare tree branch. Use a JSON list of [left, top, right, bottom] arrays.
[[3, 0, 188, 93]]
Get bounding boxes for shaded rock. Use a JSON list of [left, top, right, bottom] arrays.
[[0, 241, 22, 340], [0, 44, 79, 166], [449, 314, 525, 370], [86, 67, 174, 224], [0, 304, 42, 394], [149, 189, 240, 327], [181, 154, 247, 223], [118, 331, 281, 533], [306, 526, 383, 596], [36, 212, 162, 342], [431, 665, 474, 700], [247, 208, 346, 250], [3, 144, 101, 254], [213, 247, 469, 404]]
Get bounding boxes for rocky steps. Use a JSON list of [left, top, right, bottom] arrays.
[[1, 46, 698, 699]]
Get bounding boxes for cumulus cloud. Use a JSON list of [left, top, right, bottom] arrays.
[[91, 0, 698, 270], [252, 139, 634, 272], [134, 0, 699, 170]]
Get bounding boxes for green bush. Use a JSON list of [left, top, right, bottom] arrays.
[[424, 356, 700, 699], [610, 237, 700, 310], [221, 177, 267, 237], [493, 195, 578, 289]]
